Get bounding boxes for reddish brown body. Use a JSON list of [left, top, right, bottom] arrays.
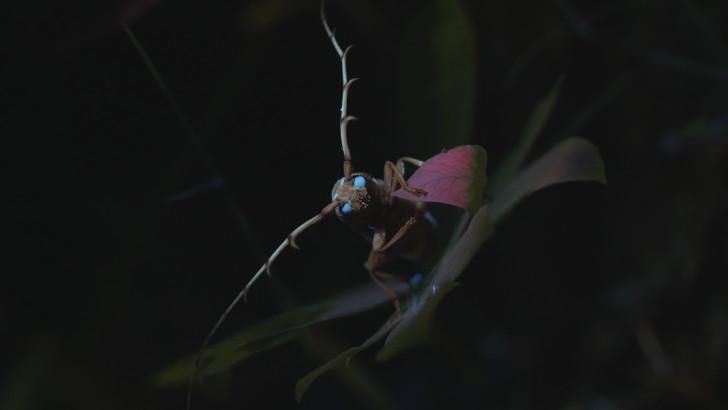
[[335, 176, 432, 261], [330, 170, 436, 309]]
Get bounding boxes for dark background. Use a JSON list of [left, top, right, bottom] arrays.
[[3, 0, 728, 409]]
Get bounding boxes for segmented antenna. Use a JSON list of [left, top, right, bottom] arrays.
[[182, 203, 338, 409], [182, 3, 353, 409], [321, 0, 358, 179]]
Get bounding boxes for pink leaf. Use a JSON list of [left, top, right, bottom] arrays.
[[393, 145, 487, 213]]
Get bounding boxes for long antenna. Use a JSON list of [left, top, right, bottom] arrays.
[[181, 7, 358, 403], [182, 199, 338, 407], [320, 0, 358, 179]]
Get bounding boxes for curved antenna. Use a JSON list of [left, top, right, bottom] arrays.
[[321, 0, 358, 179], [186, 200, 339, 410]]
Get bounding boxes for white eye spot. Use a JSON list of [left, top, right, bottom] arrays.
[[354, 176, 366, 188], [341, 203, 353, 214]]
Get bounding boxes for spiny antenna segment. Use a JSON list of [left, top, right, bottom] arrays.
[[185, 199, 338, 410], [184, 3, 354, 409], [321, 0, 358, 179]]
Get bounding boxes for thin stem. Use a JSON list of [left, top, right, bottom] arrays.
[[121, 22, 263, 258]]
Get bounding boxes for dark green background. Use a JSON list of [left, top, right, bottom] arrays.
[[3, 0, 727, 409]]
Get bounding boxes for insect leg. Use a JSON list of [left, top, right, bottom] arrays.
[[395, 156, 425, 174], [383, 160, 427, 198], [379, 202, 427, 252], [379, 217, 417, 252], [368, 268, 401, 315], [393, 156, 425, 187], [321, 1, 358, 179], [367, 229, 402, 315]]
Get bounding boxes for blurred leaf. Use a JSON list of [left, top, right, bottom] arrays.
[[152, 283, 402, 387], [153, 308, 322, 387], [0, 338, 55, 410], [378, 205, 494, 358], [426, 206, 494, 288], [490, 77, 563, 193], [396, 0, 476, 155], [204, 332, 301, 375], [376, 282, 459, 361], [394, 145, 487, 213], [297, 334, 401, 410], [239, 0, 298, 33], [661, 116, 728, 153], [490, 137, 607, 222], [295, 313, 401, 402], [378, 137, 605, 358], [115, 0, 161, 24]]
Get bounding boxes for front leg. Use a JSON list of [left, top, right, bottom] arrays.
[[383, 160, 427, 202], [395, 156, 424, 173], [379, 216, 418, 252], [367, 229, 401, 315]]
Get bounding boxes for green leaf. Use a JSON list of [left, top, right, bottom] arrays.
[[376, 282, 459, 362], [152, 283, 402, 387], [490, 137, 607, 223], [295, 313, 402, 402], [396, 0, 477, 155], [490, 77, 563, 193], [427, 206, 495, 287], [152, 307, 323, 388], [377, 205, 494, 358]]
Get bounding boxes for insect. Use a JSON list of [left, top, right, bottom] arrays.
[[186, 4, 442, 409], [238, 6, 437, 314], [251, 9, 438, 308]]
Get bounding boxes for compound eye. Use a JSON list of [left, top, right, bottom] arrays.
[[340, 203, 353, 214], [353, 176, 366, 188]]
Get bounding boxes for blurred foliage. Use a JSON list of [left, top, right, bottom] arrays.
[[489, 77, 563, 194], [153, 282, 400, 386], [4, 0, 728, 409], [394, 0, 477, 157], [157, 101, 604, 401]]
